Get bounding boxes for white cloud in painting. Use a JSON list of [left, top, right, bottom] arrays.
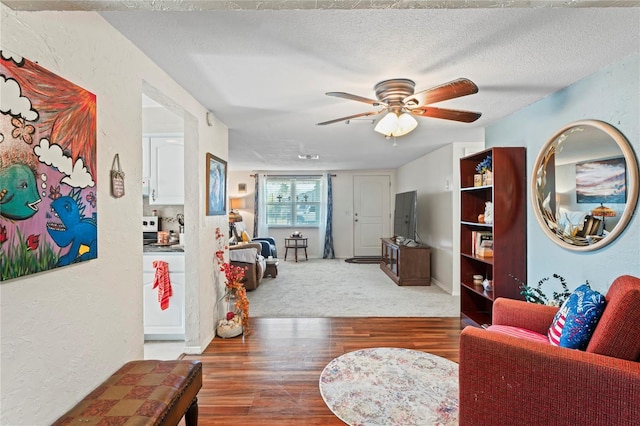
[[34, 138, 95, 189], [0, 50, 23, 64], [0, 75, 39, 121]]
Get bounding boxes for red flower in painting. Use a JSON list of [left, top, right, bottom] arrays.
[[0, 225, 7, 244], [26, 234, 39, 251], [11, 117, 35, 144]]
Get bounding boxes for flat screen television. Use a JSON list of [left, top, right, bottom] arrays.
[[393, 190, 417, 241]]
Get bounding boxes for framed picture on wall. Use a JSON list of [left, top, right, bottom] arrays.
[[576, 157, 626, 203], [0, 52, 98, 281], [206, 153, 227, 216]]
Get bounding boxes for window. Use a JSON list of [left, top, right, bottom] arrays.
[[265, 177, 321, 227]]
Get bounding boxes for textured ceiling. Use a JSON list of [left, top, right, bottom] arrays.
[[3, 1, 639, 171]]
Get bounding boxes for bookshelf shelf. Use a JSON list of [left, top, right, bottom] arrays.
[[460, 147, 527, 327]]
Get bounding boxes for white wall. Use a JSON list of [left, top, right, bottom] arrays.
[[0, 7, 227, 424], [486, 54, 640, 295], [396, 142, 483, 294], [227, 170, 396, 259]]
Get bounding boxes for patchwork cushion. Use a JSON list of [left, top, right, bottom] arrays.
[[486, 325, 550, 345], [53, 360, 202, 425], [548, 284, 606, 350]]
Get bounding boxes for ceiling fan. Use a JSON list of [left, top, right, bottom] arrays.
[[317, 78, 482, 137]]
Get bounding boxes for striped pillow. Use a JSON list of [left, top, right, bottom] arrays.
[[486, 325, 550, 345], [548, 284, 606, 350]]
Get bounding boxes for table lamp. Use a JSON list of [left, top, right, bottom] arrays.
[[591, 203, 616, 233]]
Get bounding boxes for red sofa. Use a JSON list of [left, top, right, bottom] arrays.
[[459, 275, 640, 425]]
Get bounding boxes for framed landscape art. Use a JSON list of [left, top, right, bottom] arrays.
[[576, 157, 627, 203]]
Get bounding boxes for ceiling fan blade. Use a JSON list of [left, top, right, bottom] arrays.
[[403, 78, 479, 107], [411, 106, 482, 123], [317, 110, 384, 126], [326, 92, 386, 107]]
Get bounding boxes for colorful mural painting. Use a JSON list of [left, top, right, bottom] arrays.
[[0, 51, 97, 281]]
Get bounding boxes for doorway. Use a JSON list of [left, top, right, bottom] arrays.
[[142, 87, 186, 360], [353, 175, 391, 257]]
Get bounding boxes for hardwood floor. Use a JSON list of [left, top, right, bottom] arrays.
[[181, 317, 462, 425]]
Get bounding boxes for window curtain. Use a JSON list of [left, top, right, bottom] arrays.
[[255, 173, 268, 238], [322, 173, 335, 259], [253, 175, 259, 238]]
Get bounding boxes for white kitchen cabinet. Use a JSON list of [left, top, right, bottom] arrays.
[[148, 136, 184, 205], [143, 253, 185, 340]]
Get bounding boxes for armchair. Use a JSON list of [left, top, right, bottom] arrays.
[[231, 222, 278, 259], [459, 275, 640, 425], [252, 237, 278, 259], [228, 243, 265, 290]]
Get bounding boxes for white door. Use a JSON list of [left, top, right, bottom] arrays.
[[353, 175, 391, 257]]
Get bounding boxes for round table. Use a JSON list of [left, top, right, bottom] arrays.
[[284, 237, 308, 262]]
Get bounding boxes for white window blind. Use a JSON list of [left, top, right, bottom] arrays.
[[265, 177, 321, 227]]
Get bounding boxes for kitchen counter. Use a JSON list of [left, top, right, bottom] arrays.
[[143, 244, 184, 253]]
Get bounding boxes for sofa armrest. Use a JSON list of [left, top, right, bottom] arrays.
[[459, 326, 640, 425], [230, 260, 259, 290], [253, 237, 276, 245], [492, 297, 558, 335]]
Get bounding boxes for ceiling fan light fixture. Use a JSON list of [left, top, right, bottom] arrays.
[[374, 111, 418, 137], [374, 112, 399, 136], [396, 112, 418, 136]]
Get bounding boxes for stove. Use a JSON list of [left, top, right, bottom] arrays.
[[142, 215, 158, 244]]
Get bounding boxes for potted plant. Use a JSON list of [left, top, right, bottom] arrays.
[[512, 273, 572, 306]]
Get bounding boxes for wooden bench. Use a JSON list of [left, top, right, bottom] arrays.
[[53, 360, 202, 425]]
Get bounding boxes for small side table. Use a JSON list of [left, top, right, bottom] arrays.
[[264, 259, 279, 278], [284, 237, 308, 262]]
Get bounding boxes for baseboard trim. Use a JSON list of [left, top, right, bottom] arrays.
[[431, 277, 457, 296], [183, 345, 204, 355]]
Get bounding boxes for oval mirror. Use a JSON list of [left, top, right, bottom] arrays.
[[532, 120, 638, 251]]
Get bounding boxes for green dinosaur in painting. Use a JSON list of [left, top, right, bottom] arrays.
[[0, 163, 42, 220]]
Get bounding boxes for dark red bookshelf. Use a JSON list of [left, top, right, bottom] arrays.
[[460, 147, 527, 327]]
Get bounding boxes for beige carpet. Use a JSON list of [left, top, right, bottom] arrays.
[[247, 259, 460, 317]]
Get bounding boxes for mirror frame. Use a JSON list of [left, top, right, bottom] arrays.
[[531, 120, 639, 251]]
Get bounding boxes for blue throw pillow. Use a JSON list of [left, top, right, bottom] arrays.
[[548, 284, 606, 350]]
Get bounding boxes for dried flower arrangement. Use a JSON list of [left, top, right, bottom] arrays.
[[215, 227, 250, 335]]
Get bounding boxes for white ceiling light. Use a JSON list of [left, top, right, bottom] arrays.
[[374, 112, 418, 137]]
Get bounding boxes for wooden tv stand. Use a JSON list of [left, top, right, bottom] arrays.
[[380, 238, 431, 286]]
